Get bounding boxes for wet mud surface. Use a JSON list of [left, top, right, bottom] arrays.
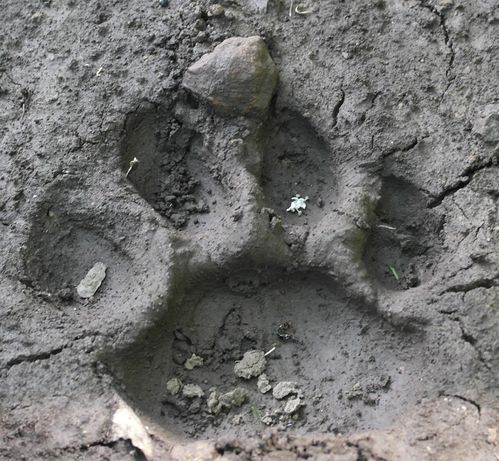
[[1, 0, 498, 460]]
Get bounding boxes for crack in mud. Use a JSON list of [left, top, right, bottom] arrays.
[[3, 333, 102, 370], [428, 157, 497, 207], [4, 346, 66, 370], [443, 277, 498, 294], [443, 314, 492, 371], [381, 136, 418, 158], [443, 394, 481, 416], [419, 1, 456, 82], [332, 88, 345, 128]]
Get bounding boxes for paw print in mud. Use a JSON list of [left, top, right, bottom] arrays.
[[23, 36, 447, 457], [103, 36, 446, 449]]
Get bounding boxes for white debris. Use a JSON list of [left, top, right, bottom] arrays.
[[273, 381, 301, 400], [234, 350, 267, 379], [166, 378, 182, 396], [257, 374, 272, 394], [284, 397, 304, 414], [286, 195, 309, 216], [207, 387, 249, 414], [184, 354, 204, 370], [182, 384, 204, 399], [112, 400, 154, 460], [76, 262, 107, 298]]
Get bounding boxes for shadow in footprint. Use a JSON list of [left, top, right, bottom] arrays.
[[262, 111, 338, 224], [364, 176, 443, 290], [122, 104, 227, 231], [105, 267, 436, 441]]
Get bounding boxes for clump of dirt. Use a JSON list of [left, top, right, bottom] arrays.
[[107, 269, 443, 441]]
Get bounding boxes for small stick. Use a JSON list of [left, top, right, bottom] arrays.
[[388, 265, 400, 281], [295, 5, 313, 15], [377, 224, 396, 231], [96, 66, 103, 76], [126, 157, 139, 177], [289, 0, 294, 17], [264, 346, 276, 357]]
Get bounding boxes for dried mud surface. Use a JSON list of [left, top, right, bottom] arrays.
[[1, 0, 498, 460]]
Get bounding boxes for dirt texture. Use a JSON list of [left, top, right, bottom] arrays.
[[1, 0, 498, 460]]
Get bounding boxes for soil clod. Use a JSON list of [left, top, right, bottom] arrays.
[[184, 354, 204, 370], [182, 384, 204, 399], [166, 378, 182, 396], [273, 382, 302, 400], [234, 350, 267, 379], [257, 374, 272, 394]]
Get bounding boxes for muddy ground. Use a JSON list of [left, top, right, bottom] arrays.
[[1, 0, 498, 460]]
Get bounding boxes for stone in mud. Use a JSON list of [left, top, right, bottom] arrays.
[[184, 353, 204, 370], [234, 350, 267, 379], [273, 381, 301, 400], [220, 387, 248, 408], [182, 384, 204, 399], [473, 104, 499, 143], [257, 373, 272, 394], [166, 378, 182, 396], [76, 262, 107, 298], [284, 397, 304, 415], [182, 36, 278, 117]]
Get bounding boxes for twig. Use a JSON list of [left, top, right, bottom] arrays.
[[295, 5, 313, 15], [377, 224, 396, 231], [264, 346, 276, 357], [388, 265, 400, 281], [126, 157, 139, 177], [289, 0, 294, 17]]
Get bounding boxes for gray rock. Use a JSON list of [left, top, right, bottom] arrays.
[[182, 384, 204, 399], [257, 373, 272, 394], [182, 36, 278, 117], [184, 353, 204, 370], [473, 104, 499, 143], [76, 262, 107, 298], [272, 381, 301, 400], [166, 377, 182, 396], [234, 350, 267, 379], [284, 397, 304, 414]]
